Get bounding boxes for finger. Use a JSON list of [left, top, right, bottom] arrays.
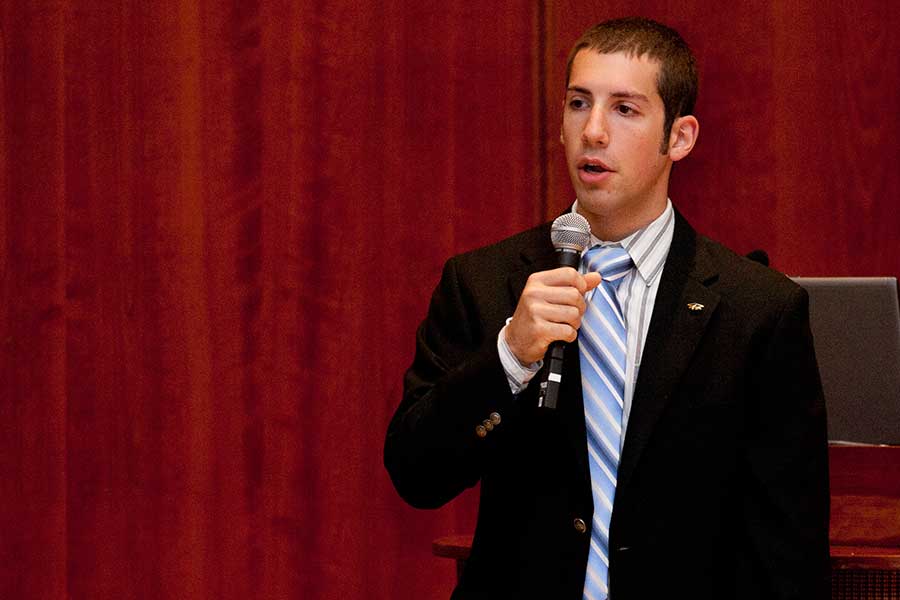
[[535, 285, 586, 309], [528, 266, 583, 287], [548, 322, 579, 343], [509, 314, 571, 357], [534, 303, 582, 327], [583, 272, 602, 291]]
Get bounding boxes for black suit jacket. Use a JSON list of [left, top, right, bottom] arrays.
[[385, 211, 830, 599]]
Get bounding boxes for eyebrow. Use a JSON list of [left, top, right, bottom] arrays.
[[566, 86, 650, 103]]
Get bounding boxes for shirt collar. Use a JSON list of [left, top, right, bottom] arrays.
[[571, 199, 675, 286]]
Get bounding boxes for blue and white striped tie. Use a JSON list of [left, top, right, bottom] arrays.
[[579, 245, 633, 600]]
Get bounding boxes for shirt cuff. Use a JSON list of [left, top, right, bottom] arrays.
[[497, 320, 543, 394]]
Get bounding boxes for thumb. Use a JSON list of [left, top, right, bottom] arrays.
[[584, 272, 602, 291]]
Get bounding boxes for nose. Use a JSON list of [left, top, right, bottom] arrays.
[[582, 107, 609, 146]]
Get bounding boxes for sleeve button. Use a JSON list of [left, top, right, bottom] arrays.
[[489, 412, 501, 425], [573, 518, 587, 533], [482, 419, 494, 431], [475, 425, 487, 438]]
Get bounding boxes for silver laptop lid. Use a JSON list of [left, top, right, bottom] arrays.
[[792, 277, 900, 445]]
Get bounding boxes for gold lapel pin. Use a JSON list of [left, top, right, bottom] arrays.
[[687, 302, 705, 311]]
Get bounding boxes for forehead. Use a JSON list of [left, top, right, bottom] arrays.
[[568, 50, 662, 100]]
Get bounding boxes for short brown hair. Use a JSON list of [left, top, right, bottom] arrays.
[[566, 17, 698, 152]]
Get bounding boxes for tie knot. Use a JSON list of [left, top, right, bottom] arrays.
[[583, 245, 633, 287]]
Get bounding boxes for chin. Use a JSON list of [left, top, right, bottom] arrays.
[[576, 191, 620, 216]]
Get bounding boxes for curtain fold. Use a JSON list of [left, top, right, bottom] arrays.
[[2, 2, 898, 599]]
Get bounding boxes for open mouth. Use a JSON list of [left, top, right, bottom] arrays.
[[578, 157, 612, 174]]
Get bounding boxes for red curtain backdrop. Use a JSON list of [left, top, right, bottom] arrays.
[[2, 2, 898, 599]]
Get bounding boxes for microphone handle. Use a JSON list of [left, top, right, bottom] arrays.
[[537, 341, 566, 409], [556, 248, 581, 269], [536, 247, 582, 409]]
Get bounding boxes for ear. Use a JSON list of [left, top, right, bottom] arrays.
[[667, 115, 699, 162]]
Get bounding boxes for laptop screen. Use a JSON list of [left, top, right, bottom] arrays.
[[792, 277, 900, 445]]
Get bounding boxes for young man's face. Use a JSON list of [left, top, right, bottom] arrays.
[[561, 50, 675, 239]]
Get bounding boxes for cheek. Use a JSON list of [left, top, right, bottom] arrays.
[[561, 121, 575, 145], [624, 132, 665, 170], [562, 114, 587, 147], [562, 132, 581, 163]]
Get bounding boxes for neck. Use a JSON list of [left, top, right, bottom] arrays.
[[578, 196, 668, 242]]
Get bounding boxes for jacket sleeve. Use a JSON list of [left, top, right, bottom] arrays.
[[737, 285, 831, 599], [384, 256, 517, 509]]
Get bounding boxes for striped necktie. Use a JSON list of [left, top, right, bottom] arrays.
[[579, 245, 633, 600]]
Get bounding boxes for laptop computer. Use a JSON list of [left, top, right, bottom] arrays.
[[791, 277, 900, 445]]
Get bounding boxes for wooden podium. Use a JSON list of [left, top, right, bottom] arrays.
[[434, 445, 900, 598], [829, 445, 900, 598]]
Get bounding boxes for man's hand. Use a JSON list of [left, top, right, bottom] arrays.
[[505, 267, 602, 365]]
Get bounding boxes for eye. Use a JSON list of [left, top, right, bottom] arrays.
[[616, 104, 636, 115], [568, 97, 589, 110]]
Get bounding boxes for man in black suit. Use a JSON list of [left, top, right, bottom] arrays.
[[385, 17, 829, 600]]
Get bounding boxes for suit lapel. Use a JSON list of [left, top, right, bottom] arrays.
[[615, 212, 720, 498]]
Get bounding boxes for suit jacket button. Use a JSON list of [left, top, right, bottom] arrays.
[[573, 518, 587, 533], [489, 412, 501, 425], [482, 419, 494, 431], [475, 424, 487, 438]]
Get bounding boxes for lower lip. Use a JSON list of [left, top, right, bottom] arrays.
[[578, 167, 612, 185]]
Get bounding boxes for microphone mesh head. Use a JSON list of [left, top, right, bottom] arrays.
[[550, 213, 591, 252]]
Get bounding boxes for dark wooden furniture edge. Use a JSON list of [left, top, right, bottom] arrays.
[[830, 545, 900, 570], [434, 536, 900, 570], [432, 534, 473, 561]]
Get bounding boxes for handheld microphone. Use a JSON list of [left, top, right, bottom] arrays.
[[537, 213, 591, 409]]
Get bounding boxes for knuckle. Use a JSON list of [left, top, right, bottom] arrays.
[[520, 288, 540, 306]]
